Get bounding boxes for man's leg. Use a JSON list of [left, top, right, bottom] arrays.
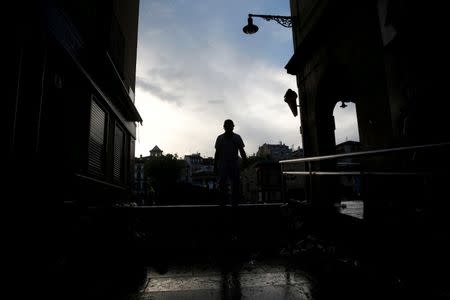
[[218, 176, 229, 207], [230, 171, 241, 239], [230, 174, 240, 207], [218, 176, 234, 244]]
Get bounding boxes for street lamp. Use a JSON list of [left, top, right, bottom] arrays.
[[243, 13, 299, 129], [339, 101, 348, 109], [284, 89, 298, 117], [243, 14, 294, 34], [284, 88, 304, 136]]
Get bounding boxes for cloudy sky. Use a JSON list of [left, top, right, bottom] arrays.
[[134, 0, 358, 158]]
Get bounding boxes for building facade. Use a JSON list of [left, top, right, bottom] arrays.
[[184, 154, 216, 189], [9, 0, 142, 210], [8, 0, 143, 276], [257, 143, 293, 161], [242, 144, 306, 203], [134, 154, 152, 205], [286, 0, 450, 243]]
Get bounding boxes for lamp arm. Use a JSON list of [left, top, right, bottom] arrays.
[[249, 14, 294, 28]]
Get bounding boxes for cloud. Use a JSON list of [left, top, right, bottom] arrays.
[[136, 76, 181, 104], [135, 29, 299, 156], [207, 99, 224, 104], [135, 0, 356, 157]]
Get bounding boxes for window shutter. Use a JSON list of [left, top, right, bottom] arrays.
[[88, 99, 106, 176], [113, 124, 124, 182]]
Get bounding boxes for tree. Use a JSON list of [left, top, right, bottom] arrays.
[[144, 154, 185, 203], [242, 154, 266, 170]]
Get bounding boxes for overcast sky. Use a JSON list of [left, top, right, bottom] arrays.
[[134, 0, 359, 158]]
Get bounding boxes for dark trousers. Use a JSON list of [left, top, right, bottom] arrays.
[[218, 172, 241, 236], [218, 174, 241, 207]]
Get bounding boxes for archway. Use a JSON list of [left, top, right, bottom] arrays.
[[333, 101, 360, 145]]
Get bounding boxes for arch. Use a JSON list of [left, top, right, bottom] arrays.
[[333, 101, 360, 144], [311, 64, 356, 155]]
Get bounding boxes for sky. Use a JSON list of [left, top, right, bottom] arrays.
[[134, 0, 359, 158]]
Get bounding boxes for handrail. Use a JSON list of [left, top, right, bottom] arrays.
[[114, 203, 284, 209], [279, 141, 450, 164], [279, 141, 450, 209], [75, 173, 127, 190], [283, 171, 431, 176]]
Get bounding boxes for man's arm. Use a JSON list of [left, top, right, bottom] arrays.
[[237, 135, 247, 161], [239, 146, 247, 168], [239, 147, 247, 160]]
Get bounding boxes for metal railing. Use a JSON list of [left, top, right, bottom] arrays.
[[279, 142, 450, 211]]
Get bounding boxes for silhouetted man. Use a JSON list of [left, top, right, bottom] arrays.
[[214, 119, 247, 207]]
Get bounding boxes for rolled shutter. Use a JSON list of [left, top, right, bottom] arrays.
[[88, 99, 106, 176], [113, 124, 124, 182]]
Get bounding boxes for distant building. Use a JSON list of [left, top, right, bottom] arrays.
[[133, 146, 163, 205], [336, 140, 361, 155], [133, 149, 216, 203], [133, 154, 151, 205], [257, 143, 292, 161], [184, 153, 204, 174], [335, 141, 361, 200], [241, 165, 258, 203], [133, 145, 174, 205], [242, 144, 306, 203], [282, 147, 306, 201], [184, 153, 216, 189], [290, 147, 305, 159], [150, 145, 163, 157], [254, 161, 282, 203]]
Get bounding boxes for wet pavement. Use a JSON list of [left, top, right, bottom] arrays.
[[339, 200, 364, 219], [138, 252, 316, 300], [30, 204, 450, 300], [41, 242, 404, 300]]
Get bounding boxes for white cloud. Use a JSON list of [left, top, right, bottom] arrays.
[[135, 39, 300, 157], [134, 1, 313, 157]]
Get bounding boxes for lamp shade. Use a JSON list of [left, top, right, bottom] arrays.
[[243, 17, 258, 34], [284, 89, 298, 117]]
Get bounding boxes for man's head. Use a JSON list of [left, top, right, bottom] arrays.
[[223, 119, 234, 133]]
